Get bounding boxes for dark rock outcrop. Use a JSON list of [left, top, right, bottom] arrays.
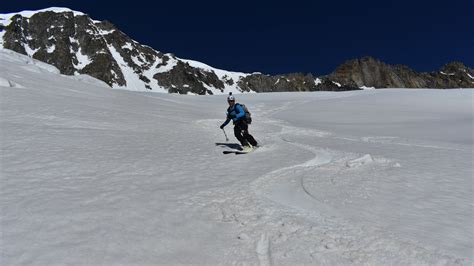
[[329, 56, 473, 88], [153, 61, 225, 95], [238, 73, 357, 92]]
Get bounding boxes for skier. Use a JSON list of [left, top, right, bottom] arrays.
[[220, 93, 258, 152]]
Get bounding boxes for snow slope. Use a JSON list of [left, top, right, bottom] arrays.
[[1, 49, 473, 265]]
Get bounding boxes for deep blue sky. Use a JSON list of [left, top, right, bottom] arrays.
[[1, 0, 473, 75]]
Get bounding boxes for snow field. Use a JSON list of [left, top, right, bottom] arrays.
[[1, 49, 472, 265], [189, 112, 470, 264]]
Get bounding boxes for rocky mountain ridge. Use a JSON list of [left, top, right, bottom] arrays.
[[1, 8, 472, 94], [329, 56, 473, 89]]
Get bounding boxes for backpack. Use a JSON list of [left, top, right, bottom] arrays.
[[236, 103, 252, 124]]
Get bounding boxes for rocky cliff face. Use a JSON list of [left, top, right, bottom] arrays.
[[0, 8, 249, 94], [237, 73, 355, 92], [329, 56, 473, 88], [1, 8, 472, 94]]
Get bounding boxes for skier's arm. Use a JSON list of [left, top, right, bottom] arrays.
[[221, 117, 231, 128], [220, 112, 232, 128], [232, 104, 245, 121]]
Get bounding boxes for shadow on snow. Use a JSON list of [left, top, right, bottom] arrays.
[[215, 143, 242, 150]]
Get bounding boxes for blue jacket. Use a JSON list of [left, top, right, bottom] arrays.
[[221, 103, 245, 128]]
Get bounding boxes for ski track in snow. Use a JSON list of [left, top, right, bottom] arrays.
[[186, 102, 467, 265]]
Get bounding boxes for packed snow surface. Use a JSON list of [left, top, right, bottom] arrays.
[[1, 49, 473, 265]]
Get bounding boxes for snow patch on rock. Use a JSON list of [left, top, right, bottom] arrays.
[[47, 44, 56, 53], [155, 55, 178, 73], [107, 44, 145, 91]]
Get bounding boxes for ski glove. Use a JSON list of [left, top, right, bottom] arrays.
[[220, 124, 225, 129]]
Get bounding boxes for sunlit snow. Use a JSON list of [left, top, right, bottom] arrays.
[[1, 49, 472, 265]]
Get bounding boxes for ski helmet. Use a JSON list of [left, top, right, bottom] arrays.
[[227, 92, 235, 102]]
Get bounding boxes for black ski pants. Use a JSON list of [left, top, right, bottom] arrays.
[[234, 119, 258, 146]]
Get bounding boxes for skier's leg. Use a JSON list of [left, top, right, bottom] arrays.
[[246, 133, 258, 147], [234, 123, 248, 146], [241, 121, 258, 146]]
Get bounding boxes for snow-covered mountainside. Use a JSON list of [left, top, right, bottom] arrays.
[[1, 49, 473, 264], [0, 7, 251, 94], [0, 7, 354, 94], [2, 7, 472, 95]]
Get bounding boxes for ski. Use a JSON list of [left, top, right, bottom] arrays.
[[223, 150, 249, 155], [223, 146, 258, 155]]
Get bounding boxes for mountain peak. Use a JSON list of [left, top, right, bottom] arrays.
[[1, 8, 471, 92], [0, 8, 353, 94], [440, 61, 469, 72], [0, 7, 86, 24], [0, 8, 255, 94], [329, 56, 473, 88]]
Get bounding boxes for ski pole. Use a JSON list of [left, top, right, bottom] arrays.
[[222, 128, 229, 141]]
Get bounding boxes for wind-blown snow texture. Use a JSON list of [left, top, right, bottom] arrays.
[[1, 49, 473, 265]]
